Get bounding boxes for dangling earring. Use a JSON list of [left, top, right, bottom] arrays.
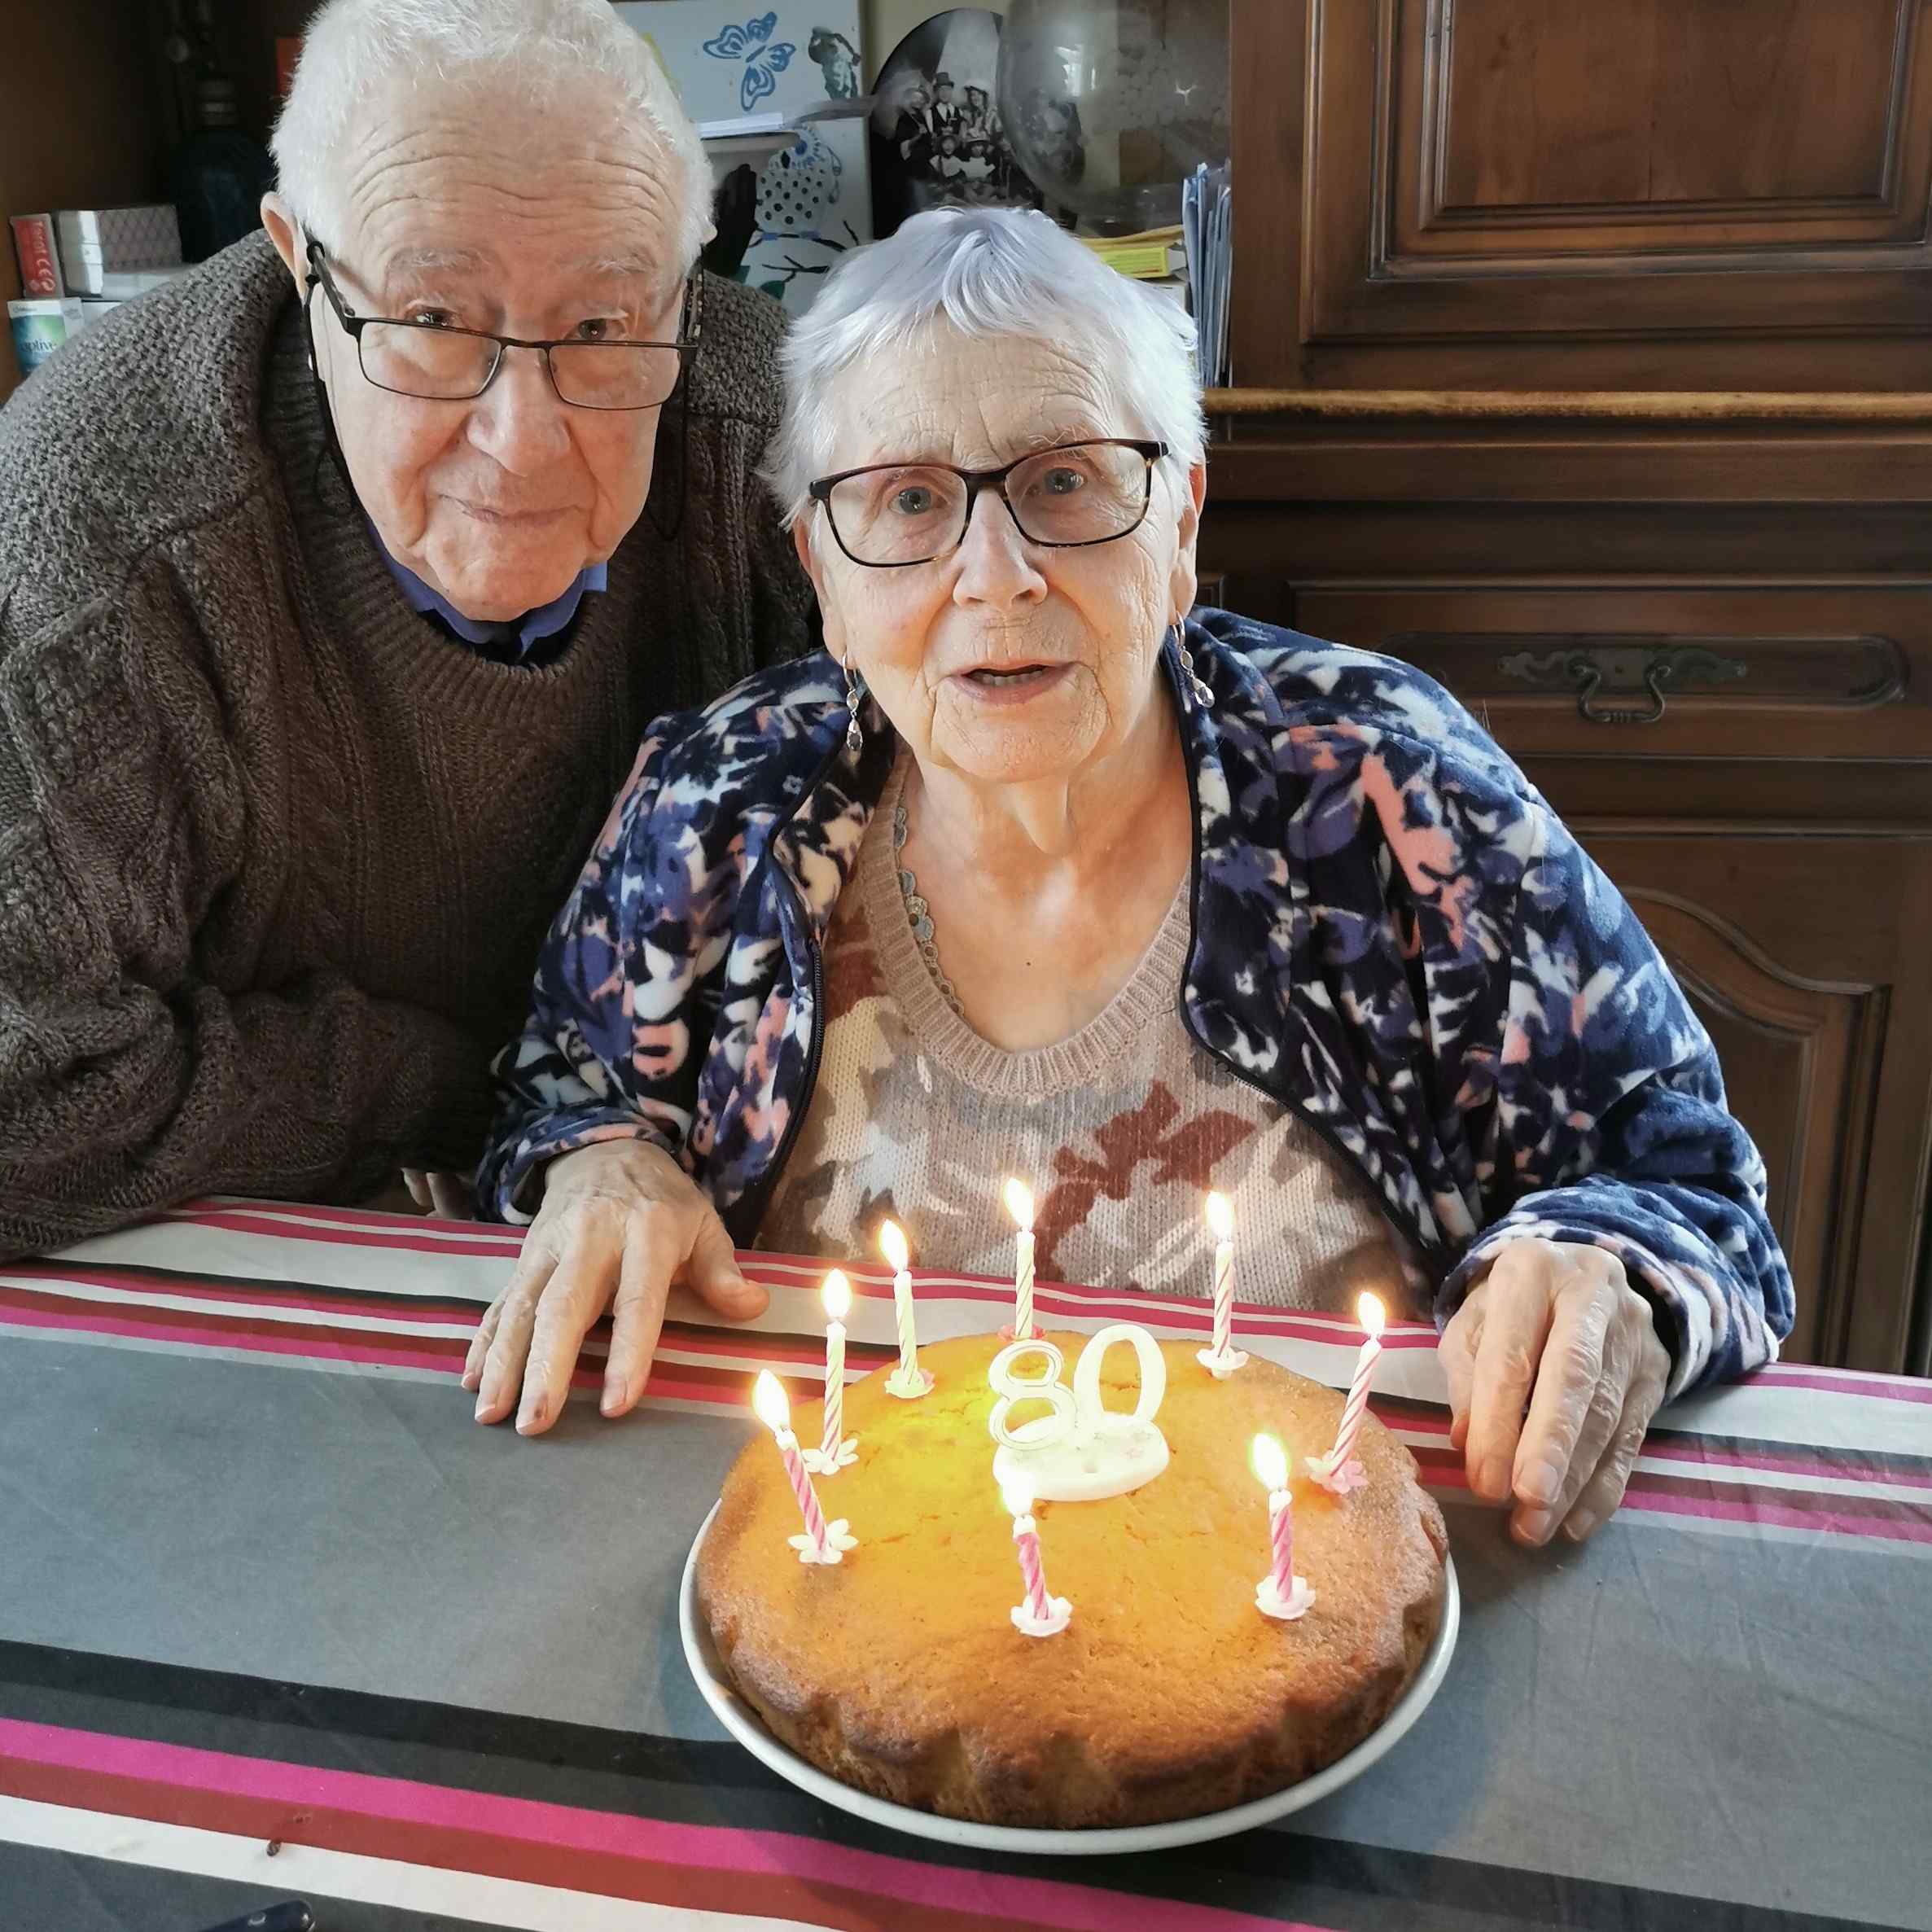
[[1172, 623, 1215, 711], [843, 659, 866, 758]]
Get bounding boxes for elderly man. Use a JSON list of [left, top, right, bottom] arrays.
[[0, 0, 810, 1256]]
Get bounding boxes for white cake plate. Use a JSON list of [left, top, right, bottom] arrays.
[[678, 1503, 1461, 1856]]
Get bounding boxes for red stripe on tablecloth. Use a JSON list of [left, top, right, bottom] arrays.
[[0, 1719, 1331, 1932], [155, 1207, 523, 1257], [1746, 1365, 1932, 1406], [11, 1261, 480, 1326]]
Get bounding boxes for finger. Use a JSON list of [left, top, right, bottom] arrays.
[[1513, 1309, 1624, 1546], [1438, 1302, 1480, 1452], [403, 1168, 432, 1211], [475, 1254, 553, 1424], [1508, 1278, 1610, 1516], [603, 1224, 672, 1417], [462, 1294, 506, 1391], [685, 1207, 767, 1321], [1562, 1356, 1668, 1543], [518, 1237, 621, 1435], [1465, 1249, 1557, 1503], [427, 1172, 471, 1221]]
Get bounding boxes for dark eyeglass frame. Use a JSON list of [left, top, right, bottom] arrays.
[[807, 437, 1170, 568], [302, 238, 702, 411]]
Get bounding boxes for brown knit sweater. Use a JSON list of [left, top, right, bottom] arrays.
[[0, 231, 812, 1258]]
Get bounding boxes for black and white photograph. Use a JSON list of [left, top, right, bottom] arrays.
[[868, 6, 1042, 237]]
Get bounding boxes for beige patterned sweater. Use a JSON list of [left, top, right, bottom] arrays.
[[759, 760, 1416, 1310]]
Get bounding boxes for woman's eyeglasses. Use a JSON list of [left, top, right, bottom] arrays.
[[808, 439, 1169, 567]]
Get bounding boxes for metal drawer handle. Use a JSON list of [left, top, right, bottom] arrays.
[[1496, 646, 1748, 725]]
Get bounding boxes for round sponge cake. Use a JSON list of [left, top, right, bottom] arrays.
[[697, 1329, 1448, 1829]]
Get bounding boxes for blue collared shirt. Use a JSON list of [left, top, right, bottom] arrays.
[[369, 521, 607, 661]]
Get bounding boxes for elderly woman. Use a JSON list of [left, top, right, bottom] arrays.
[[0, 0, 808, 1255], [469, 210, 1792, 1548]]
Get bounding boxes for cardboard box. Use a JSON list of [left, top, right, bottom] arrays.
[[9, 214, 64, 296], [7, 297, 85, 377], [55, 205, 182, 296]]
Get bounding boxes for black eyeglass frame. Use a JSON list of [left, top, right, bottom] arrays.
[[806, 437, 1171, 568], [302, 237, 703, 411]]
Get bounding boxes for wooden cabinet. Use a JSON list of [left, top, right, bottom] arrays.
[[1207, 0, 1932, 1372]]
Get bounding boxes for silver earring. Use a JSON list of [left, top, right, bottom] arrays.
[[843, 659, 865, 758], [1172, 624, 1214, 711]]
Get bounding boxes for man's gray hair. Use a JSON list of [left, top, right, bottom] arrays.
[[765, 207, 1206, 525], [272, 0, 710, 269]]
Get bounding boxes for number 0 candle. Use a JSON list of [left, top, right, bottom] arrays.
[[878, 1220, 933, 1400], [802, 1269, 858, 1475], [1250, 1434, 1314, 1620], [1000, 1471, 1070, 1637], [1003, 1179, 1037, 1342], [1312, 1292, 1386, 1495], [753, 1370, 855, 1564], [1196, 1191, 1249, 1378]]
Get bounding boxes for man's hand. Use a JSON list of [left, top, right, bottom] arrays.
[[1438, 1238, 1671, 1546], [402, 1169, 472, 1220], [462, 1141, 768, 1435]]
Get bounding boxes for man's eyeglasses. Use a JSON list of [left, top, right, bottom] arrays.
[[303, 239, 701, 411], [808, 439, 1168, 567]]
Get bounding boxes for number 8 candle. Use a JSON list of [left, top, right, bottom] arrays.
[[1002, 1179, 1037, 1342], [753, 1371, 856, 1563], [1311, 1292, 1386, 1495], [1250, 1434, 1314, 1620], [1000, 1470, 1071, 1637], [802, 1269, 858, 1475], [878, 1220, 933, 1399]]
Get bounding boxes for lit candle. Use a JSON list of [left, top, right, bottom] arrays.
[[803, 1269, 858, 1475], [1311, 1292, 1386, 1495], [753, 1369, 856, 1564], [1251, 1434, 1313, 1620], [1003, 1178, 1037, 1341], [1195, 1190, 1249, 1378], [878, 1220, 933, 1400], [1000, 1470, 1070, 1637]]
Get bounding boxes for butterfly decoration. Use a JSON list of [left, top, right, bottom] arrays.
[[703, 11, 796, 112]]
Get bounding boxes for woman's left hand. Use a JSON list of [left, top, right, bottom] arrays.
[[1438, 1238, 1671, 1546]]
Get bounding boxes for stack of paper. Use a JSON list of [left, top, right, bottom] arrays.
[[1079, 226, 1185, 280], [1181, 163, 1232, 388]]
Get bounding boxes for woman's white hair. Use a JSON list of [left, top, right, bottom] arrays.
[[765, 207, 1205, 525], [271, 0, 710, 269]]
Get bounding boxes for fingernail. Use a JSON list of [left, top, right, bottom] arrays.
[[517, 1398, 547, 1434], [1517, 1509, 1554, 1544], [1519, 1458, 1562, 1507], [601, 1383, 623, 1417], [474, 1394, 491, 1422], [1563, 1509, 1599, 1543], [1477, 1456, 1509, 1500]]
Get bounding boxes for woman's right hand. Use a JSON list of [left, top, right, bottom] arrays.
[[462, 1140, 768, 1436]]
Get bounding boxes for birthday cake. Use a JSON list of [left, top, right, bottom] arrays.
[[695, 1327, 1448, 1830]]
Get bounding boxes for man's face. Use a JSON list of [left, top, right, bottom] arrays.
[[270, 79, 687, 622]]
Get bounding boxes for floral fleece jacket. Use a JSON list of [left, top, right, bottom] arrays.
[[477, 610, 1793, 1397]]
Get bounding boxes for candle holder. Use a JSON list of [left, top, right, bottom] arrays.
[[1196, 1340, 1251, 1380], [800, 1438, 859, 1475], [1255, 1571, 1316, 1620], [1307, 1450, 1368, 1496], [792, 1518, 858, 1565]]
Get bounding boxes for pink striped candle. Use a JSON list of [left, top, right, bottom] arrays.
[[1312, 1291, 1386, 1493], [753, 1370, 855, 1564], [1000, 1473, 1070, 1637], [1251, 1435, 1313, 1620]]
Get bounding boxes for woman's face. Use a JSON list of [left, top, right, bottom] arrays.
[[796, 330, 1204, 789]]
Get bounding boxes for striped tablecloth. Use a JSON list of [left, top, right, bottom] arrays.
[[1, 1198, 1928, 1932]]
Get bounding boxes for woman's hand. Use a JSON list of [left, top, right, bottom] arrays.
[[1438, 1238, 1671, 1546], [462, 1141, 768, 1436]]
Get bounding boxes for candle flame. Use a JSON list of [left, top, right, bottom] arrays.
[[752, 1369, 791, 1435], [1003, 1178, 1035, 1232], [1000, 1470, 1036, 1520], [1205, 1190, 1234, 1241], [878, 1220, 909, 1273], [821, 1268, 852, 1322], [1356, 1291, 1386, 1340], [1250, 1432, 1289, 1492]]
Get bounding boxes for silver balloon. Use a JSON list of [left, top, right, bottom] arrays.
[[995, 0, 1229, 231]]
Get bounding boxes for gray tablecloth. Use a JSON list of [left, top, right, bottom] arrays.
[[1, 1200, 1927, 1932]]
